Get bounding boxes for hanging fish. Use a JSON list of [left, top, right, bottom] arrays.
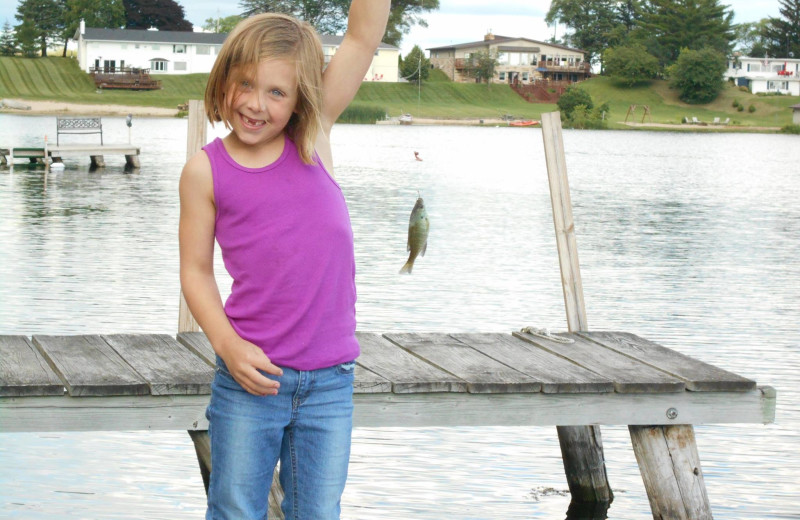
[[399, 196, 429, 274]]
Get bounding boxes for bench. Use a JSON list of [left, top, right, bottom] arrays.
[[56, 117, 103, 146]]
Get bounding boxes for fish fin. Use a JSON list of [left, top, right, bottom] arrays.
[[399, 260, 413, 274], [420, 240, 427, 257]]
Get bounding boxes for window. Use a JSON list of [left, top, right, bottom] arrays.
[[497, 53, 507, 64], [151, 59, 167, 72], [173, 44, 186, 54], [499, 71, 506, 80], [510, 53, 520, 66], [174, 61, 187, 71], [152, 44, 160, 51], [120, 43, 127, 50], [522, 72, 529, 81]]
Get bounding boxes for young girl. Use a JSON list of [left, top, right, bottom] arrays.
[[179, 3, 390, 519]]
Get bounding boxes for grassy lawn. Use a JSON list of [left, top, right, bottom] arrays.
[[2, 56, 797, 128], [583, 76, 799, 129]]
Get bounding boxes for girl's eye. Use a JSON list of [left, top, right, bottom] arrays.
[[241, 80, 252, 89], [271, 89, 284, 97]]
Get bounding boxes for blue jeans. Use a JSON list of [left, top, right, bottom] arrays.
[[205, 356, 355, 520]]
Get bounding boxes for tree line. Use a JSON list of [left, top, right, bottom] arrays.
[[547, 0, 800, 103], [1, 0, 439, 58]]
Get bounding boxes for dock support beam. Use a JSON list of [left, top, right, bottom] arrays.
[[541, 111, 713, 519], [125, 154, 140, 169], [541, 111, 613, 505], [90, 155, 105, 168]]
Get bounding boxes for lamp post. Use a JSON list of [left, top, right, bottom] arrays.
[[126, 113, 132, 144]]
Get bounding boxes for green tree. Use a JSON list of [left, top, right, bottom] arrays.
[[399, 45, 429, 84], [639, 0, 734, 66], [733, 19, 771, 57], [557, 85, 594, 119], [238, 0, 349, 34], [763, 0, 800, 58], [546, 0, 620, 68], [15, 16, 39, 57], [668, 47, 727, 103], [202, 14, 244, 33], [123, 0, 193, 31], [1, 20, 17, 56], [382, 0, 439, 48], [14, 0, 64, 57], [460, 50, 499, 84], [603, 44, 659, 85], [64, 0, 125, 55]]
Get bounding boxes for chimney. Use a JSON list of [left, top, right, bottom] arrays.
[[484, 31, 494, 41]]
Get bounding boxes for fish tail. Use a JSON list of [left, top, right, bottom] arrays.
[[399, 260, 414, 274]]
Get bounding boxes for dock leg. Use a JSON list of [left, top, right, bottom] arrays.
[[0, 154, 6, 166], [90, 155, 105, 168], [629, 424, 712, 520], [125, 154, 140, 168], [187, 430, 286, 518], [557, 426, 613, 502]]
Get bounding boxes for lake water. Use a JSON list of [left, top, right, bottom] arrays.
[[1, 114, 798, 519]]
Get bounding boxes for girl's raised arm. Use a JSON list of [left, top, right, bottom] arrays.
[[320, 0, 391, 130]]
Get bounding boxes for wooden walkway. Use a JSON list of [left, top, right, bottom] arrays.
[[0, 331, 774, 433]]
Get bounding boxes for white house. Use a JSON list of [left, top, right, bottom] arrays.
[[428, 33, 589, 85], [726, 55, 800, 96], [73, 20, 399, 81]]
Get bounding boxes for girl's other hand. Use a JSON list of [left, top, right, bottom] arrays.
[[218, 336, 283, 396]]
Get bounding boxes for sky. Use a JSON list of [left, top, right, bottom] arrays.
[[0, 0, 784, 56]]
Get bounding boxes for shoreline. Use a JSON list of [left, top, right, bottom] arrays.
[[1, 98, 178, 117], [0, 99, 784, 132]]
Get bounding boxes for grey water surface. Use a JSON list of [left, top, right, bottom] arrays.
[[1, 114, 798, 519]]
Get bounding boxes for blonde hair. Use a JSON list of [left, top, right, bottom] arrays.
[[205, 13, 324, 164]]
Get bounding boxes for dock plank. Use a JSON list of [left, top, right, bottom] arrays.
[[0, 336, 64, 397], [356, 332, 466, 393], [384, 333, 541, 393], [513, 331, 685, 393], [353, 365, 393, 394], [451, 333, 613, 394], [578, 331, 756, 392], [176, 332, 216, 367], [32, 335, 150, 397], [104, 334, 214, 395]]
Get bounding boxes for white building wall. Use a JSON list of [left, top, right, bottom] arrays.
[[726, 57, 800, 95], [82, 41, 221, 74]]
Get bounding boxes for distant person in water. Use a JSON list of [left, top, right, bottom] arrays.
[[414, 151, 422, 161]]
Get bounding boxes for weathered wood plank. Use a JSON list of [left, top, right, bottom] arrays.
[[384, 333, 541, 393], [176, 332, 216, 367], [32, 335, 150, 397], [353, 365, 392, 394], [451, 333, 613, 394], [0, 336, 64, 397], [0, 386, 775, 432], [355, 332, 466, 393], [578, 331, 756, 392], [103, 334, 214, 395], [513, 331, 685, 393], [630, 425, 712, 519]]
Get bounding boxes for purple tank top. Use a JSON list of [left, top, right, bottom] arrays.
[[203, 136, 358, 370]]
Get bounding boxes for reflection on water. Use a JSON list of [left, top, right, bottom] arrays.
[[1, 115, 798, 519]]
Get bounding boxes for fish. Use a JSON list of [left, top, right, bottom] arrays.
[[399, 197, 429, 274]]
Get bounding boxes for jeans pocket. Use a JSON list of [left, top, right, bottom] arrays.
[[335, 361, 356, 376]]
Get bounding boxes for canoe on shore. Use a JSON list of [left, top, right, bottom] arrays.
[[509, 120, 540, 127]]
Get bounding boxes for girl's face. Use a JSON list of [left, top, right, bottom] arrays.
[[226, 58, 298, 148]]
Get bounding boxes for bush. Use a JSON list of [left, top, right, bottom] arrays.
[[562, 102, 609, 130], [557, 85, 594, 119], [738, 86, 750, 92], [748, 104, 756, 113], [737, 105, 744, 111], [732, 99, 739, 108], [779, 124, 800, 134], [603, 44, 660, 86], [668, 47, 727, 104]]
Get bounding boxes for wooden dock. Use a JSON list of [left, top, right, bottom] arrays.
[[0, 144, 140, 168], [0, 331, 774, 432]]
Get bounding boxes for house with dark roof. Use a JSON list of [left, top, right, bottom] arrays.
[[73, 20, 399, 81], [427, 32, 589, 85]]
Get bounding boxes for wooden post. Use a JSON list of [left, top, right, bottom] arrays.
[[540, 111, 613, 504], [180, 100, 285, 518], [540, 111, 713, 519]]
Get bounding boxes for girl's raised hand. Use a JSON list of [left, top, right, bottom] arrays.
[[218, 335, 284, 396]]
